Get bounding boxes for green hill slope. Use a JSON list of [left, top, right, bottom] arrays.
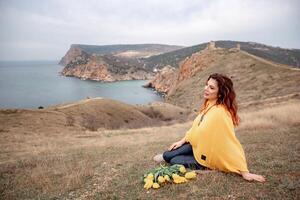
[[144, 40, 300, 69]]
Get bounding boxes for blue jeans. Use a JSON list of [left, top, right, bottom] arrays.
[[163, 143, 206, 170]]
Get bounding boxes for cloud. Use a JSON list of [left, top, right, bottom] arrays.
[[0, 0, 299, 60]]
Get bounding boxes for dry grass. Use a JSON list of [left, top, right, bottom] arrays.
[[0, 100, 299, 199], [238, 101, 300, 130], [1, 151, 94, 199]]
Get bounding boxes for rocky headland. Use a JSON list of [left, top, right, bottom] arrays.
[[59, 44, 183, 82]]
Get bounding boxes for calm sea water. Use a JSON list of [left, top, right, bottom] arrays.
[[0, 61, 162, 109]]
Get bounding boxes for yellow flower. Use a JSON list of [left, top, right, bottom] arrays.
[[185, 171, 197, 179], [146, 173, 154, 181], [179, 165, 186, 174], [173, 178, 181, 184], [158, 176, 165, 183], [173, 175, 187, 184], [164, 175, 170, 182], [144, 179, 153, 190], [152, 182, 160, 189], [172, 173, 180, 179]]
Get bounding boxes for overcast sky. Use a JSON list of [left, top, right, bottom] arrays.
[[0, 0, 299, 61]]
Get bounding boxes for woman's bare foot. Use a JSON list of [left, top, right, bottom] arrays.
[[241, 172, 266, 182]]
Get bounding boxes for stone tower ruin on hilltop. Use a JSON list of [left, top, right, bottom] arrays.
[[206, 41, 216, 50]]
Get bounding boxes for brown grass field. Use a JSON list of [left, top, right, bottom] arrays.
[[0, 99, 299, 199]]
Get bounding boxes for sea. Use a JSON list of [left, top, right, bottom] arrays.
[[0, 61, 163, 109]]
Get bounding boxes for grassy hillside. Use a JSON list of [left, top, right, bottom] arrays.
[[144, 40, 300, 69], [217, 41, 300, 67], [165, 49, 300, 110], [0, 98, 189, 133], [0, 100, 299, 199]]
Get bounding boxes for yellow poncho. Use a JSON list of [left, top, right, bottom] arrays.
[[185, 103, 249, 174]]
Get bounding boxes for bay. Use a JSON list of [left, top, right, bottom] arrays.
[[0, 61, 162, 109]]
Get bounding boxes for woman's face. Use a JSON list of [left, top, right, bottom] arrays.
[[204, 78, 219, 101]]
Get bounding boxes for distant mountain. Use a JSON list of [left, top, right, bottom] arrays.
[[59, 41, 300, 82], [144, 41, 300, 69], [59, 44, 184, 66]]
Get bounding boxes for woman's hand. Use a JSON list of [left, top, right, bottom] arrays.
[[168, 139, 185, 151]]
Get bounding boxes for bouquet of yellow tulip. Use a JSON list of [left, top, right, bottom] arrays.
[[142, 164, 197, 189]]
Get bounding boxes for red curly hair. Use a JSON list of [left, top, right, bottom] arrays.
[[200, 73, 240, 126]]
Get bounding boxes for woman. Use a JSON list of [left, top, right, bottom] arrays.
[[154, 73, 265, 182]]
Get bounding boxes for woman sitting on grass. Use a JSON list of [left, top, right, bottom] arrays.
[[154, 73, 265, 182]]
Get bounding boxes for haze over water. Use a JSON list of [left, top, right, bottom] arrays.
[[0, 61, 162, 109]]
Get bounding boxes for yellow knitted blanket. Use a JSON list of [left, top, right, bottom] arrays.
[[185, 103, 249, 173]]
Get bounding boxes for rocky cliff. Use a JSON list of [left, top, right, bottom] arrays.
[[144, 42, 220, 95], [59, 45, 89, 66], [143, 65, 177, 94], [61, 54, 154, 82]]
